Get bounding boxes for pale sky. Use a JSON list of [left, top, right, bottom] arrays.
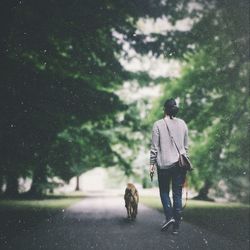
[[116, 15, 195, 101], [136, 16, 194, 35], [117, 15, 195, 80]]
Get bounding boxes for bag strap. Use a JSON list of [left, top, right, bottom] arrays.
[[163, 118, 181, 155]]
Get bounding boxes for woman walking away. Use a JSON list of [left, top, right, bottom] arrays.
[[149, 98, 189, 235]]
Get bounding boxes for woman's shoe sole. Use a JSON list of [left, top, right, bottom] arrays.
[[172, 231, 179, 235]]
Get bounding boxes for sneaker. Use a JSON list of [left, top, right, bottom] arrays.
[[161, 217, 175, 231], [172, 222, 180, 235]]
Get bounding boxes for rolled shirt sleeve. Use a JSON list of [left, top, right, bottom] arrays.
[[183, 122, 189, 157], [150, 122, 160, 165]]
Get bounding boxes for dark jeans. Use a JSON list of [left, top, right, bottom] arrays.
[[157, 164, 186, 224]]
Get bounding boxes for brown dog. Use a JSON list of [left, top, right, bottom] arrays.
[[124, 183, 139, 220]]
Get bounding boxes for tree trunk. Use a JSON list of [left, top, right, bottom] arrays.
[[5, 173, 19, 197], [28, 162, 48, 197], [0, 175, 4, 195], [193, 179, 215, 201], [75, 175, 80, 191]]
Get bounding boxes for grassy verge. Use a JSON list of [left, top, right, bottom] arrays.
[[0, 192, 84, 244], [140, 196, 249, 243], [0, 193, 84, 210]]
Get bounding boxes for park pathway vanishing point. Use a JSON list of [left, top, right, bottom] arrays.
[[6, 194, 246, 250]]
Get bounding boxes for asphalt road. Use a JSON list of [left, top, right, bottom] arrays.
[[6, 195, 246, 250]]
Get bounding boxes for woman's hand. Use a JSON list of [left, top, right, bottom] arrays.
[[149, 164, 156, 173], [149, 164, 155, 181]]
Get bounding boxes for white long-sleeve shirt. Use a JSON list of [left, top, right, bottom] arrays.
[[150, 116, 189, 169]]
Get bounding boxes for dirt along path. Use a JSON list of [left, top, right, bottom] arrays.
[[5, 195, 245, 250]]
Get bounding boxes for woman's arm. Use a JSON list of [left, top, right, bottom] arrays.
[[150, 122, 160, 166]]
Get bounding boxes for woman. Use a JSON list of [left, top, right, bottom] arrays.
[[149, 98, 189, 235]]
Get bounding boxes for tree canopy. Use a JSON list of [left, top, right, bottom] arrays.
[[1, 0, 195, 196]]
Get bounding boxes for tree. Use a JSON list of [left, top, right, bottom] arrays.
[[149, 0, 249, 201], [48, 103, 143, 192], [1, 0, 200, 196]]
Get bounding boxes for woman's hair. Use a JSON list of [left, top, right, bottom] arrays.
[[164, 98, 179, 119]]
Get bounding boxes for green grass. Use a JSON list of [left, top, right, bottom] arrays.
[[0, 195, 83, 211], [0, 192, 84, 244], [140, 196, 250, 244]]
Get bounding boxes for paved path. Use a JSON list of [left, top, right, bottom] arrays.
[[6, 196, 246, 250]]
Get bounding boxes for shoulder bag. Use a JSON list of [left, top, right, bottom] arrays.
[[163, 118, 193, 171]]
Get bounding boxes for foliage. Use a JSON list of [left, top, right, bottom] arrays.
[[0, 1, 140, 191], [148, 0, 249, 201], [1, 0, 248, 198], [0, 0, 201, 195], [48, 109, 142, 181]]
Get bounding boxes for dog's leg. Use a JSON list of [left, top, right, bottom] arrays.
[[129, 205, 132, 219], [134, 204, 138, 218], [130, 203, 135, 220], [132, 208, 135, 220], [126, 205, 130, 219]]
